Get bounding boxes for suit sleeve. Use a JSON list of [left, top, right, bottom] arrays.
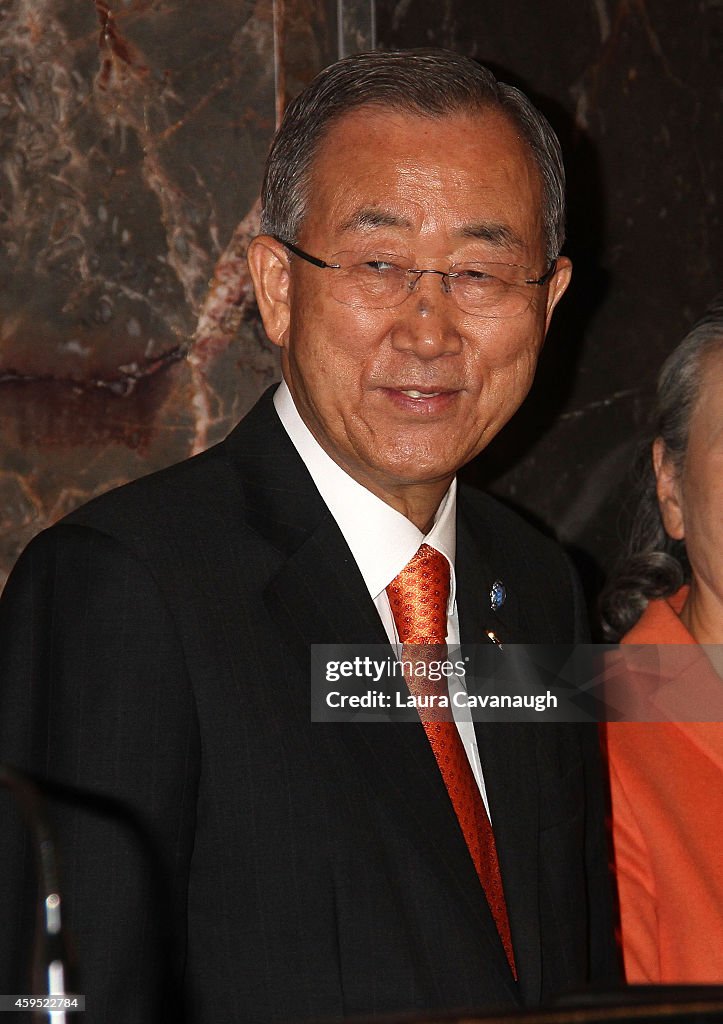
[[0, 524, 200, 1024], [566, 555, 620, 985], [566, 553, 591, 644]]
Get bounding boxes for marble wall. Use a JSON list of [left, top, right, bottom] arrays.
[[0, 0, 719, 621]]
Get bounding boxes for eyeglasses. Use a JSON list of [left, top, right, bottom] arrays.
[[275, 237, 557, 318]]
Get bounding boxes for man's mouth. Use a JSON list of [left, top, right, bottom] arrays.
[[382, 386, 461, 413], [399, 389, 442, 399]]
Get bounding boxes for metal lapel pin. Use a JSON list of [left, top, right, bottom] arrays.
[[489, 579, 506, 612]]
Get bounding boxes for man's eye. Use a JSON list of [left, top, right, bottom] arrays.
[[457, 267, 496, 282], [362, 259, 398, 273]]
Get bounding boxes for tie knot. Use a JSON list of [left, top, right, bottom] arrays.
[[386, 543, 450, 644]]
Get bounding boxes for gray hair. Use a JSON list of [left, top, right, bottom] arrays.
[[600, 294, 723, 640], [260, 49, 566, 262]]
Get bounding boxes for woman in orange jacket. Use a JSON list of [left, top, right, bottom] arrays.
[[601, 295, 723, 983]]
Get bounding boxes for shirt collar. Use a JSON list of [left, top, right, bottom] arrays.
[[273, 380, 457, 607]]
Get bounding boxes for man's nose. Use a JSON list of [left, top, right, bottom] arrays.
[[389, 272, 463, 357]]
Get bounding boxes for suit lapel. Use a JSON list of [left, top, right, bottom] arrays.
[[263, 507, 388, 656], [455, 497, 525, 647], [456, 496, 542, 1004]]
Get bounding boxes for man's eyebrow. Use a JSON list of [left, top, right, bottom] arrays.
[[337, 211, 525, 249], [338, 208, 413, 233], [458, 222, 524, 249]]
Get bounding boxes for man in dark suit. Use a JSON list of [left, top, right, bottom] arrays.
[[0, 50, 616, 1022]]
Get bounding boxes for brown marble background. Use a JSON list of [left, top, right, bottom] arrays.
[[0, 0, 720, 621]]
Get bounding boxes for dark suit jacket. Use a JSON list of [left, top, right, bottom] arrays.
[[0, 388, 616, 1023]]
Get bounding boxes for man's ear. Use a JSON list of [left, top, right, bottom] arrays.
[[247, 235, 291, 349], [543, 255, 572, 331], [652, 436, 686, 540]]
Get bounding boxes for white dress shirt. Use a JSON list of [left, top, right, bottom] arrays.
[[274, 381, 490, 814]]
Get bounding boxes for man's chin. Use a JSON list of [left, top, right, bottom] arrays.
[[363, 455, 461, 492]]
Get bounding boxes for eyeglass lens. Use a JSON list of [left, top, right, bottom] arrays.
[[328, 259, 537, 317]]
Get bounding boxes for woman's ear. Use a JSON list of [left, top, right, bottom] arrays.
[[247, 235, 292, 349], [652, 437, 685, 540]]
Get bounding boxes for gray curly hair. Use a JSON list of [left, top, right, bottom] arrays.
[[600, 294, 723, 641]]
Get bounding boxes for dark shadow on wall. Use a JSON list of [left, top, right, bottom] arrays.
[[464, 67, 609, 488], [456, 69, 611, 617]]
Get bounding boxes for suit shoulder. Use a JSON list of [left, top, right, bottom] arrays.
[[59, 388, 293, 548], [62, 439, 239, 542], [459, 485, 565, 564], [3, 436, 262, 621]]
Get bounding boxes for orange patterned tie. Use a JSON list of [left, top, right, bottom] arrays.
[[387, 544, 516, 976]]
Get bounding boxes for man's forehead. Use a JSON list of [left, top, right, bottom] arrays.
[[299, 103, 545, 256], [311, 103, 539, 198]]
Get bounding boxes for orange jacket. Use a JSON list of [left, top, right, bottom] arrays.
[[604, 586, 723, 982]]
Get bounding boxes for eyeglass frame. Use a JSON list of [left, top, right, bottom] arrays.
[[273, 236, 558, 314]]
